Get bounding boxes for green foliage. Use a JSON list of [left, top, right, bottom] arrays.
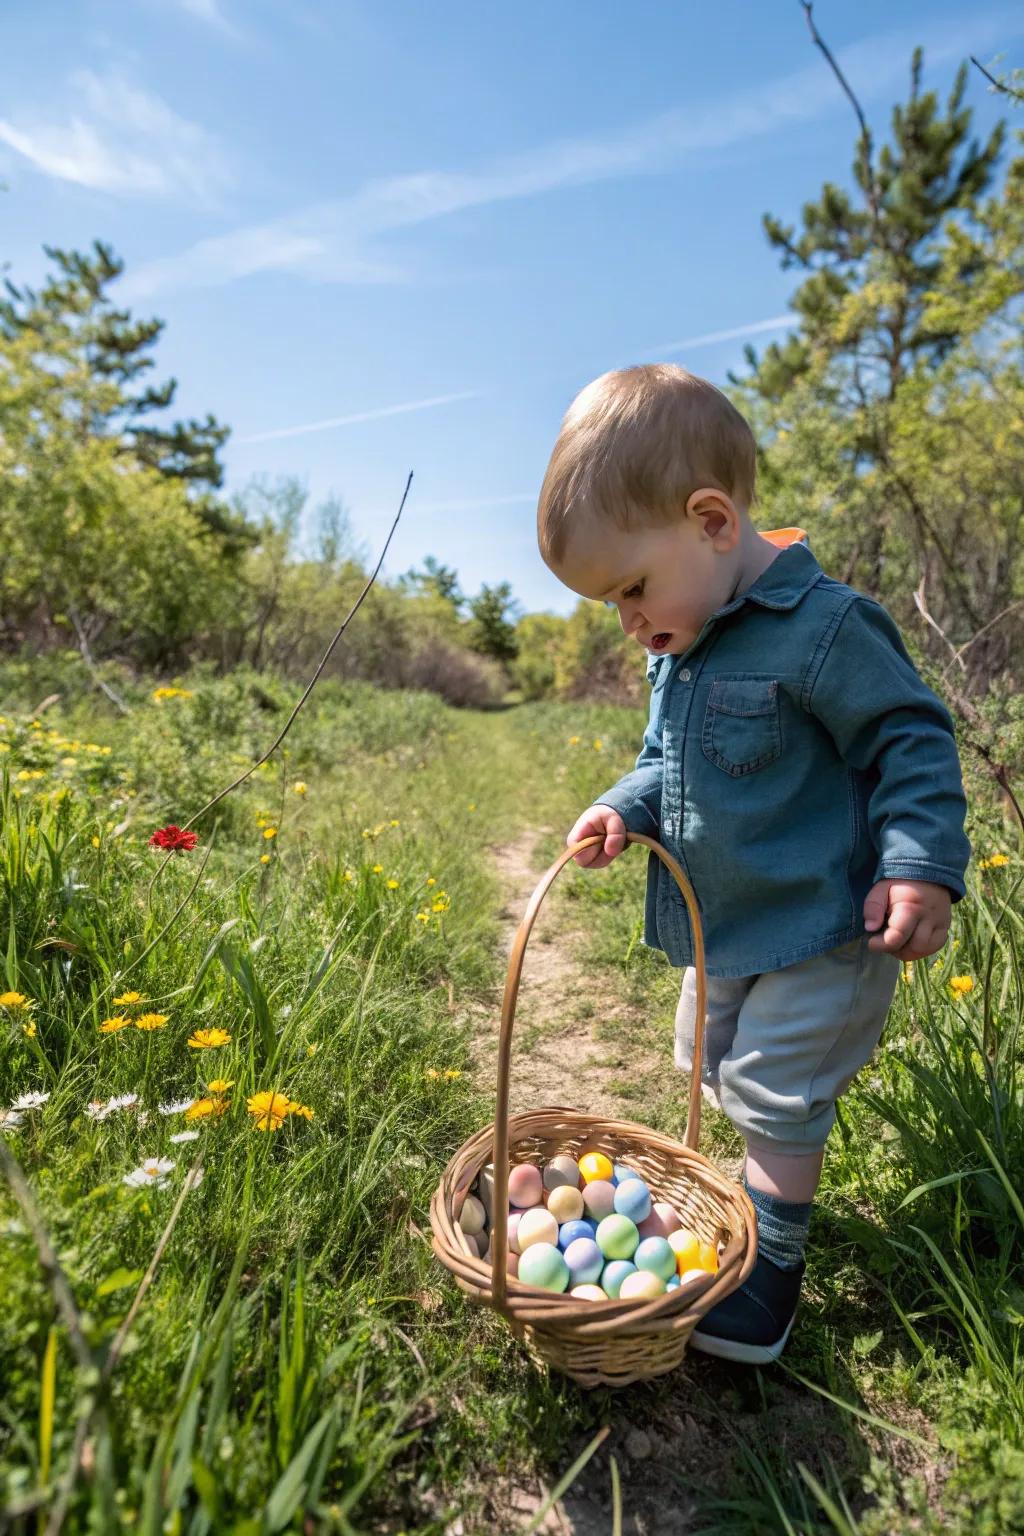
[[467, 582, 520, 664]]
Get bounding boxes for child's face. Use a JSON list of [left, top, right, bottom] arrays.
[[550, 516, 737, 657]]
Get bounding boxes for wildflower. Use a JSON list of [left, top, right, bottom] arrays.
[[592, 739, 603, 751], [293, 782, 308, 795], [425, 1067, 441, 1079], [10, 1091, 49, 1111], [389, 819, 400, 827], [152, 686, 193, 701], [187, 1028, 231, 1049], [426, 877, 436, 887], [134, 1013, 168, 1032], [467, 803, 477, 812], [123, 1157, 175, 1189], [149, 825, 199, 853], [169, 1129, 200, 1144], [386, 878, 399, 890], [568, 736, 580, 746], [263, 827, 277, 841], [0, 992, 29, 1010], [158, 1098, 194, 1115], [206, 1078, 234, 1094], [22, 1021, 36, 1039], [85, 1093, 139, 1122], [306, 1043, 319, 1057], [415, 912, 430, 924], [372, 863, 383, 874], [185, 1097, 229, 1121], [444, 1069, 462, 1080], [979, 854, 1010, 869], [949, 975, 975, 999], [343, 870, 354, 882], [289, 1103, 314, 1121], [247, 1090, 292, 1132], [902, 962, 913, 986], [432, 898, 451, 914], [99, 1016, 131, 1034], [260, 854, 271, 865], [113, 992, 145, 1006]]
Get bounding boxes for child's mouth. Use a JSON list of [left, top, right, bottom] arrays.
[[650, 633, 671, 651]]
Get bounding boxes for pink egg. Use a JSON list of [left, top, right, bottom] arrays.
[[508, 1211, 523, 1254], [508, 1163, 543, 1208], [581, 1179, 616, 1221], [507, 1252, 519, 1277], [637, 1202, 683, 1241]]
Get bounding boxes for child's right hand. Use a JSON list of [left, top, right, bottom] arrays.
[[565, 805, 628, 868]]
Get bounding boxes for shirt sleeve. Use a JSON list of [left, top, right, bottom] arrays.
[[591, 658, 666, 839], [806, 596, 971, 899]]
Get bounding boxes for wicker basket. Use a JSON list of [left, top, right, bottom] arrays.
[[429, 832, 757, 1388]]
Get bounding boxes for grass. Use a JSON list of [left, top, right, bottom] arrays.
[[1, 656, 1022, 1534]]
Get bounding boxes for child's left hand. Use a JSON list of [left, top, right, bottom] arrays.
[[863, 879, 951, 960]]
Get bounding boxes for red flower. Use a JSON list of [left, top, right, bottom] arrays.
[[149, 825, 199, 852]]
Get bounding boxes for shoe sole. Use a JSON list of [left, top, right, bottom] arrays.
[[688, 1310, 796, 1365]]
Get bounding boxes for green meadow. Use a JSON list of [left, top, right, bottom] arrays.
[[1, 661, 1020, 1535]]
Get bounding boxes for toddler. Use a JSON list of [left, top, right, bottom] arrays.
[[537, 364, 970, 1363]]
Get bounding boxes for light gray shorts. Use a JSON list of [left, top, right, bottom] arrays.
[[674, 938, 901, 1156]]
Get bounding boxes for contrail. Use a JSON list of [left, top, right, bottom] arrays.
[[650, 314, 797, 356], [234, 389, 479, 444]]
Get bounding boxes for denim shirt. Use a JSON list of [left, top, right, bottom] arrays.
[[595, 541, 970, 978]]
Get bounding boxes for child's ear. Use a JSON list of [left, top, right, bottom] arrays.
[[685, 487, 741, 550]]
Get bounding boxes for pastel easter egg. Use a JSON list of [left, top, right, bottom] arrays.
[[698, 1241, 719, 1274], [459, 1193, 486, 1236], [517, 1206, 559, 1251], [507, 1211, 524, 1255], [679, 1267, 711, 1286], [634, 1236, 677, 1282], [600, 1260, 637, 1298], [543, 1155, 581, 1191], [619, 1270, 666, 1300], [518, 1241, 570, 1293], [570, 1284, 607, 1301], [507, 1252, 519, 1278], [596, 1213, 640, 1261], [667, 1228, 701, 1274], [546, 1184, 584, 1225], [563, 1237, 604, 1286], [508, 1163, 543, 1208], [476, 1164, 496, 1225], [579, 1151, 614, 1184], [581, 1179, 616, 1221], [613, 1163, 642, 1185], [613, 1179, 652, 1225], [557, 1218, 598, 1251], [666, 1275, 681, 1291], [638, 1202, 683, 1240]]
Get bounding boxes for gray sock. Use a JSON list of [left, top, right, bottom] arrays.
[[744, 1178, 812, 1271]]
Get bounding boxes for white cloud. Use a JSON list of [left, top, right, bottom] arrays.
[[649, 315, 799, 356], [0, 68, 229, 204], [233, 390, 481, 445], [122, 8, 1022, 297]]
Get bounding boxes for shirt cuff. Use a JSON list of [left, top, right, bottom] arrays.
[[874, 858, 967, 903]]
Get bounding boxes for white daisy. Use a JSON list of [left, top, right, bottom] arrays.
[[11, 1091, 49, 1111], [169, 1130, 200, 1144], [158, 1098, 195, 1116], [122, 1156, 175, 1189]]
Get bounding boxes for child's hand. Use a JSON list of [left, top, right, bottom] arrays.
[[566, 805, 627, 868], [863, 878, 951, 961]]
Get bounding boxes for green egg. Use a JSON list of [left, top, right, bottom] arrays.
[[517, 1241, 570, 1292], [595, 1213, 640, 1260]]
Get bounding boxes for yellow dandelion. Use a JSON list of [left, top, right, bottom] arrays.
[[425, 1067, 441, 1080], [246, 1090, 292, 1132], [343, 870, 354, 882], [568, 736, 580, 746], [260, 854, 271, 865], [134, 1013, 168, 1031], [372, 863, 384, 874], [0, 991, 29, 1009], [386, 878, 399, 889], [22, 1021, 36, 1039], [185, 1096, 230, 1121], [415, 912, 430, 924], [187, 1027, 232, 1049], [306, 1042, 319, 1057], [99, 1015, 131, 1034], [113, 992, 145, 1006], [292, 781, 308, 795], [426, 876, 436, 886], [949, 975, 975, 999], [206, 1078, 234, 1094], [91, 835, 101, 848], [592, 739, 603, 751], [263, 827, 277, 840], [443, 1069, 462, 1080], [389, 819, 400, 827], [979, 854, 1009, 869], [902, 962, 913, 986], [288, 1102, 314, 1121]]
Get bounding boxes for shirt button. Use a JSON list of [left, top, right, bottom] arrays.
[[679, 668, 692, 682]]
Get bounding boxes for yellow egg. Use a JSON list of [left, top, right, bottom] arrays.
[[697, 1241, 719, 1274], [619, 1270, 666, 1300], [546, 1184, 584, 1224], [570, 1283, 607, 1301], [667, 1227, 701, 1274], [579, 1151, 614, 1184]]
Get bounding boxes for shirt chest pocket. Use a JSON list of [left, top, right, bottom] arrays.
[[701, 677, 782, 777]]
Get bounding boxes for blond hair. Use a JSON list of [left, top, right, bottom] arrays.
[[537, 364, 757, 566]]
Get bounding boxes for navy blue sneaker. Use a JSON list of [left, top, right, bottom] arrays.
[[689, 1253, 805, 1364]]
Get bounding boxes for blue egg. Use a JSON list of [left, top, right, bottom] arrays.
[[613, 1163, 642, 1186], [601, 1259, 637, 1298], [666, 1275, 681, 1291], [563, 1237, 604, 1285], [634, 1236, 677, 1281], [613, 1178, 652, 1224], [557, 1218, 597, 1251]]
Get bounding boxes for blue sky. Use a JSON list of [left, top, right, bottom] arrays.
[[2, 1, 1019, 615]]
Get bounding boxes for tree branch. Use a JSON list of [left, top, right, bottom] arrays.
[[801, 2, 881, 230]]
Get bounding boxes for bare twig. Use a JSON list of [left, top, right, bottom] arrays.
[[942, 599, 1024, 680], [801, 2, 880, 229], [970, 56, 1024, 104], [914, 580, 966, 671], [67, 605, 130, 717]]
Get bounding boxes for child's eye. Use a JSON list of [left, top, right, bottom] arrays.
[[623, 582, 644, 600]]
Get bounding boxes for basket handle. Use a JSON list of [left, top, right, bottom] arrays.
[[489, 832, 707, 1309]]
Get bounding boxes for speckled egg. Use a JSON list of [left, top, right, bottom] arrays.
[[619, 1270, 666, 1300], [570, 1284, 607, 1301], [557, 1218, 598, 1251], [546, 1184, 584, 1225], [563, 1237, 604, 1286], [508, 1163, 543, 1208], [613, 1178, 652, 1225], [581, 1179, 616, 1221], [634, 1236, 677, 1282], [579, 1151, 614, 1184], [600, 1260, 637, 1298], [517, 1206, 559, 1250], [518, 1241, 570, 1292], [595, 1213, 640, 1260], [543, 1155, 581, 1191]]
